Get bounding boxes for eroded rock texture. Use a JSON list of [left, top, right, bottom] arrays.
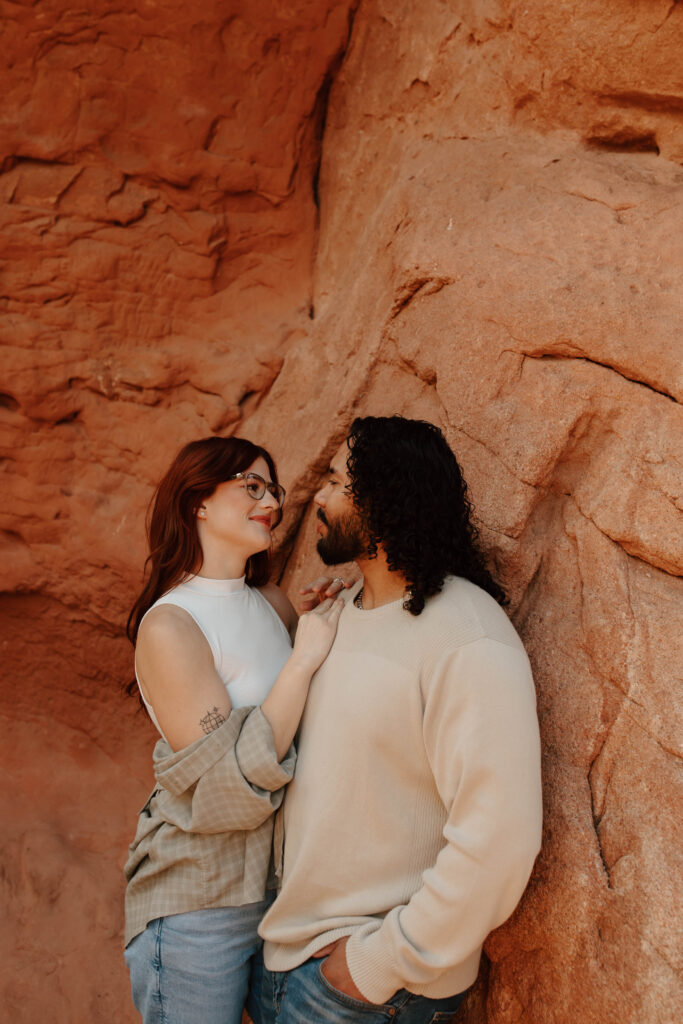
[[1, 1, 681, 1021]]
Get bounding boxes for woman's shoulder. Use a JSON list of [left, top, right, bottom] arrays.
[[256, 582, 297, 637], [138, 602, 206, 651]]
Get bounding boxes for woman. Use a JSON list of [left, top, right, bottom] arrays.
[[123, 436, 343, 1024]]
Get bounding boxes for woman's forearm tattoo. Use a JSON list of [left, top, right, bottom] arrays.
[[199, 706, 227, 734]]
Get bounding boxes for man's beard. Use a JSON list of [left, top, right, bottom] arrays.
[[316, 508, 366, 565]]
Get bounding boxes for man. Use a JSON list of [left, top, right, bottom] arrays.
[[254, 416, 543, 1024]]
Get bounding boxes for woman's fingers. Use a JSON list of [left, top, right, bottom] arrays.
[[300, 576, 348, 596], [317, 596, 345, 626], [323, 578, 349, 598], [305, 595, 344, 625], [291, 596, 344, 671], [300, 576, 336, 612], [299, 577, 349, 612], [300, 576, 333, 595]]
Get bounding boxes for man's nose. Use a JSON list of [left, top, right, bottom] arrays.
[[313, 486, 326, 507]]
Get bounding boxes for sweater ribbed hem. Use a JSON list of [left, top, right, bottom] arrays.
[[263, 928, 482, 1004], [263, 927, 357, 971], [345, 928, 482, 1003]]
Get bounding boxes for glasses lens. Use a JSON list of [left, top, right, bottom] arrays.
[[245, 473, 266, 500], [268, 483, 286, 507]]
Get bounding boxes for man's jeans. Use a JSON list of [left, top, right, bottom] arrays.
[[124, 900, 270, 1024], [253, 955, 466, 1024]]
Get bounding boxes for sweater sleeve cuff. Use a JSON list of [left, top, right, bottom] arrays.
[[345, 924, 404, 1005], [234, 706, 296, 791]]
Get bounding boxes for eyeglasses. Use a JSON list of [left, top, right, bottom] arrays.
[[229, 471, 286, 507]]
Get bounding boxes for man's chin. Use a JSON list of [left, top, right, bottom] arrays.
[[316, 538, 337, 566], [316, 538, 364, 566]]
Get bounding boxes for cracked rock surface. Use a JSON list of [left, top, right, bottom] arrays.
[[1, 1, 681, 1021]]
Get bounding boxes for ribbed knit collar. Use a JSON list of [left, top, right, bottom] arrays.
[[345, 578, 406, 618], [178, 574, 246, 596]]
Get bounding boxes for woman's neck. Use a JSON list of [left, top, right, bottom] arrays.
[[197, 547, 248, 581]]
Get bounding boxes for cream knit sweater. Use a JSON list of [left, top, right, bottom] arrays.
[[260, 576, 543, 1004]]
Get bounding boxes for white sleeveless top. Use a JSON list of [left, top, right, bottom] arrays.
[[136, 574, 292, 736]]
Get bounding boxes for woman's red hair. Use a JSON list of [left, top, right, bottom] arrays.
[[125, 436, 281, 696]]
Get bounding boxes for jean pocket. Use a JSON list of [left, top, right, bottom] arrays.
[[316, 961, 393, 1016], [428, 992, 466, 1022]]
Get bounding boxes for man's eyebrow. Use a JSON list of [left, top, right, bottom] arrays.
[[327, 465, 338, 476]]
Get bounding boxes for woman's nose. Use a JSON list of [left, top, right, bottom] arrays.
[[260, 489, 279, 510]]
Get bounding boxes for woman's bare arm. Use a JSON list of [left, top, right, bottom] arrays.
[[135, 604, 232, 752]]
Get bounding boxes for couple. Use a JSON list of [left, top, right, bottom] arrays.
[[123, 415, 543, 1024]]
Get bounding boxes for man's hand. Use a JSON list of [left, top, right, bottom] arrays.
[[313, 937, 372, 1003], [299, 576, 353, 612]]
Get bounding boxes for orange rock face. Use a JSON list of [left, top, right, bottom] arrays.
[[1, 1, 682, 1022]]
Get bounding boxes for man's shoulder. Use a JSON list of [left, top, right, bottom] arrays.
[[422, 576, 523, 653], [419, 580, 533, 702]]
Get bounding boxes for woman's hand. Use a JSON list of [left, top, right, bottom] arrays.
[[290, 596, 345, 673], [263, 596, 345, 758], [299, 576, 352, 612]]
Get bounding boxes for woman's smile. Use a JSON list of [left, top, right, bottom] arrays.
[[250, 514, 272, 529]]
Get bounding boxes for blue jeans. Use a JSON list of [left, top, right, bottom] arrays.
[[252, 955, 466, 1024], [124, 900, 270, 1024]]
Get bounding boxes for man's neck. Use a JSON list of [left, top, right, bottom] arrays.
[[354, 549, 408, 610]]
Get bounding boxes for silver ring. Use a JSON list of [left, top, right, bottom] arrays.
[[332, 577, 345, 586]]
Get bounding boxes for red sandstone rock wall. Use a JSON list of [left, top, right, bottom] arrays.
[[1, 1, 681, 1021]]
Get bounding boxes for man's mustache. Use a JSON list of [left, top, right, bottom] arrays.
[[317, 509, 328, 527]]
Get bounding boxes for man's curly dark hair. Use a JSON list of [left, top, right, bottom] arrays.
[[346, 416, 507, 615]]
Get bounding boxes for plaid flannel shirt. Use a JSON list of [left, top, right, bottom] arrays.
[[124, 705, 295, 947]]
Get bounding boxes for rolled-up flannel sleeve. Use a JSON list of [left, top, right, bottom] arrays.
[[345, 638, 543, 1003], [153, 705, 296, 834]]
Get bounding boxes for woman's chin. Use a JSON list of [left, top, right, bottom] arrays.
[[247, 534, 272, 556]]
